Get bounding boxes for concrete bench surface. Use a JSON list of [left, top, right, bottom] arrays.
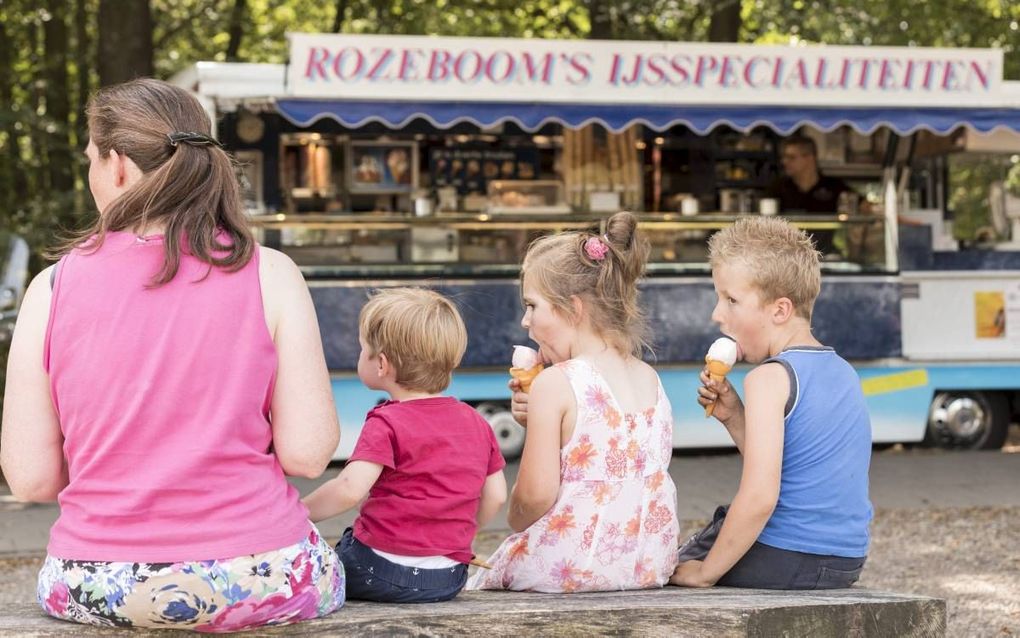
[[0, 587, 945, 637]]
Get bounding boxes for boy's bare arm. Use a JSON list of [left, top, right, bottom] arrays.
[[673, 364, 788, 587], [301, 460, 383, 523], [476, 471, 508, 527], [697, 367, 747, 453]]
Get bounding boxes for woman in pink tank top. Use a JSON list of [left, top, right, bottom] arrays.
[[0, 79, 344, 632]]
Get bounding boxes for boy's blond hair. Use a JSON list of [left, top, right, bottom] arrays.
[[359, 288, 467, 394], [708, 217, 821, 320]]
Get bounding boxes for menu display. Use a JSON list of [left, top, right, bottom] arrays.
[[430, 147, 539, 194]]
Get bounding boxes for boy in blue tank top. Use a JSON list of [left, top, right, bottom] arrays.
[[670, 217, 873, 590]]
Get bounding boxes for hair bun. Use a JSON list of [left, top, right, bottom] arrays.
[[605, 211, 638, 249]]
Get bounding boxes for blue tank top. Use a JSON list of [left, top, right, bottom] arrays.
[[756, 347, 873, 558]]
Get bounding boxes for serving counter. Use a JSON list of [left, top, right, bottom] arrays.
[[248, 212, 897, 373], [252, 212, 889, 279]]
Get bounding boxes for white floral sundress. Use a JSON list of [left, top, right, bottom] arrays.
[[469, 358, 679, 592]]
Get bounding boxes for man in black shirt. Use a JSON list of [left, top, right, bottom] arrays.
[[765, 135, 852, 255]]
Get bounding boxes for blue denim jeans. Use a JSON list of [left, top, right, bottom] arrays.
[[336, 528, 468, 603]]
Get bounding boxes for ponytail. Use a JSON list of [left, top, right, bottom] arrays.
[[50, 78, 253, 285]]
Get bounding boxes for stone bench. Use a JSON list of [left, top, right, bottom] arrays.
[[0, 587, 945, 637]]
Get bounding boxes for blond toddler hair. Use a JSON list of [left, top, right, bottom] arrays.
[[359, 288, 468, 394]]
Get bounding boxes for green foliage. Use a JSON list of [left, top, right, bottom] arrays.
[[948, 154, 1015, 240], [743, 0, 1020, 79], [1006, 160, 1020, 198]]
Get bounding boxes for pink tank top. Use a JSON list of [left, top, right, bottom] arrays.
[[44, 231, 311, 562]]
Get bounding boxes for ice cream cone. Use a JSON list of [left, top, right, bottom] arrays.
[[704, 357, 732, 418], [469, 557, 493, 569], [509, 364, 543, 393]]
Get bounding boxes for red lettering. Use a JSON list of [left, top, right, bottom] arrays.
[[837, 59, 854, 88], [304, 47, 331, 80], [695, 55, 718, 85], [608, 53, 640, 85], [941, 61, 957, 90], [771, 57, 784, 87], [454, 50, 484, 82], [566, 53, 592, 85], [646, 54, 668, 86], [522, 52, 556, 83], [398, 49, 421, 81], [718, 55, 738, 87], [813, 57, 828, 87], [485, 50, 515, 83], [922, 60, 936, 89], [878, 59, 898, 89], [743, 56, 765, 87], [857, 59, 873, 88], [902, 60, 916, 89], [786, 59, 809, 89], [428, 50, 452, 81], [969, 60, 990, 90], [670, 54, 691, 85], [332, 48, 364, 81], [366, 48, 393, 81]]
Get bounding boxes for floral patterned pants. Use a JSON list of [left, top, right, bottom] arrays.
[[37, 528, 345, 633]]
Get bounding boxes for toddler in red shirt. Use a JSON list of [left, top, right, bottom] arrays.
[[303, 287, 508, 603]]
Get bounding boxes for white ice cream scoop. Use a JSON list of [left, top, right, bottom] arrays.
[[706, 337, 739, 366], [511, 345, 542, 370]]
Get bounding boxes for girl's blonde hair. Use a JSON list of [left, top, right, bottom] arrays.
[[359, 287, 467, 394], [522, 211, 650, 356]]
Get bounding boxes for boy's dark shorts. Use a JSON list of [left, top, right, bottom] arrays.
[[678, 505, 866, 590], [336, 528, 468, 603]]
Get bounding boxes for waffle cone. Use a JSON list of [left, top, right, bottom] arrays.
[[509, 364, 544, 393], [704, 357, 732, 418]]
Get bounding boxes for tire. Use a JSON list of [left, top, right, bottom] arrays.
[[474, 402, 526, 460], [924, 391, 1010, 450]]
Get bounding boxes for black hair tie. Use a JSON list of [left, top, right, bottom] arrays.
[[167, 132, 222, 149]]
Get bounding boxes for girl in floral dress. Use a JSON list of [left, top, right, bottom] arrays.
[[468, 211, 679, 593]]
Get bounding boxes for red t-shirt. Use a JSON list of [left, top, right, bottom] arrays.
[[350, 397, 506, 564]]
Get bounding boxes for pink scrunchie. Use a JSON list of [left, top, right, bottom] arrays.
[[584, 236, 610, 261]]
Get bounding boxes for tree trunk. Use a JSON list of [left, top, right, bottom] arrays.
[[708, 0, 742, 43], [585, 0, 613, 40], [28, 15, 45, 195], [331, 0, 349, 33], [0, 14, 19, 213], [73, 0, 93, 212], [97, 0, 153, 86], [44, 0, 74, 194], [225, 0, 247, 61]]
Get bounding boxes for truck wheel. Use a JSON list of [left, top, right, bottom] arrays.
[[925, 391, 1010, 450], [475, 402, 526, 460]]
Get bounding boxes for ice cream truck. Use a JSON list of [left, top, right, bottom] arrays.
[[172, 34, 1020, 458]]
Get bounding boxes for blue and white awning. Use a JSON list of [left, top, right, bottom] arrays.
[[275, 99, 1020, 135]]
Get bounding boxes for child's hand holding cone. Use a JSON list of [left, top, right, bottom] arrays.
[[509, 345, 544, 393], [704, 337, 740, 418]]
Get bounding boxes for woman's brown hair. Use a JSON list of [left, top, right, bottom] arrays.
[[522, 211, 651, 357], [53, 78, 253, 285]]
